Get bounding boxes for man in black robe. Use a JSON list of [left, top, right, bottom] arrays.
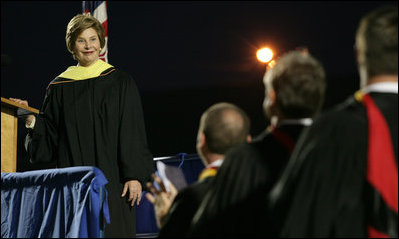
[[10, 14, 154, 238], [188, 50, 327, 237], [268, 6, 398, 237], [146, 102, 251, 237]]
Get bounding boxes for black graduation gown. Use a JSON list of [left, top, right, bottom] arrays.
[[269, 93, 398, 237], [25, 66, 155, 237], [188, 124, 307, 237], [158, 176, 215, 237]]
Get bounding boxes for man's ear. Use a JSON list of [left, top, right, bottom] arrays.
[[246, 134, 252, 143], [268, 88, 276, 106], [354, 45, 360, 66], [197, 132, 206, 148]]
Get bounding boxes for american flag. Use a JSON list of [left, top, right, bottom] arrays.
[[82, 1, 109, 62]]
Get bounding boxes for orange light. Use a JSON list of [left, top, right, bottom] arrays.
[[256, 47, 273, 63]]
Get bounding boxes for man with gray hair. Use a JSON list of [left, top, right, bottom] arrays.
[[188, 50, 327, 237]]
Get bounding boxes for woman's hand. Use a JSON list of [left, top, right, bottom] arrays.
[[9, 98, 35, 126], [121, 179, 142, 206]]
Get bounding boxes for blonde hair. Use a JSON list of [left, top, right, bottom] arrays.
[[65, 14, 105, 59]]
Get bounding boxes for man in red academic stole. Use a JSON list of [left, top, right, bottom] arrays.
[[268, 6, 398, 238]]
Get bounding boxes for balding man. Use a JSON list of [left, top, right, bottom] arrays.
[[146, 102, 251, 237]]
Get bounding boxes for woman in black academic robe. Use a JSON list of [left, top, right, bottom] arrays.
[[10, 14, 154, 238]]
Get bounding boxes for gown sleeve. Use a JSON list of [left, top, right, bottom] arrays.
[[269, 108, 368, 237], [25, 85, 60, 164], [189, 143, 272, 236], [117, 72, 154, 186]]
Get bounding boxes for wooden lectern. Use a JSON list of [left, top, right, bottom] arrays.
[[1, 97, 39, 172]]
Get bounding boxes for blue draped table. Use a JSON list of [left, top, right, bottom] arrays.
[[1, 166, 110, 238]]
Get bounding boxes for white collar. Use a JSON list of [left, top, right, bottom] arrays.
[[277, 118, 313, 127], [208, 159, 223, 168], [362, 82, 398, 94]]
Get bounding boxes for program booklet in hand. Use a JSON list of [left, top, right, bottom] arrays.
[[156, 161, 188, 192]]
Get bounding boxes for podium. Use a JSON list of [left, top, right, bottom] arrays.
[[1, 97, 39, 172]]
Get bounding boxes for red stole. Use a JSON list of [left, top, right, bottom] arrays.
[[270, 126, 296, 154], [358, 93, 398, 238]]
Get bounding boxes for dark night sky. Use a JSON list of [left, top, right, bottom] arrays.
[[1, 1, 397, 161]]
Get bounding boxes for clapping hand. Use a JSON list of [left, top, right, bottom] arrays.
[[145, 174, 178, 228]]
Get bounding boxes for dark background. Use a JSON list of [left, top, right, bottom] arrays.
[[1, 1, 397, 169]]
